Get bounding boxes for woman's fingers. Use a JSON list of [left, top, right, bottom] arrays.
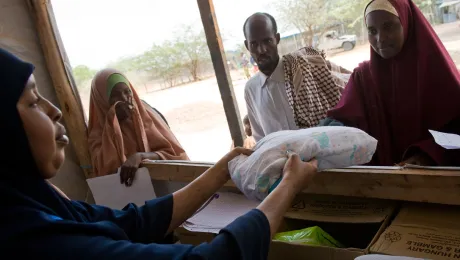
[[231, 147, 254, 157], [120, 167, 128, 184], [123, 169, 130, 186], [124, 167, 138, 187], [128, 168, 136, 187], [125, 168, 133, 187], [286, 150, 300, 161], [308, 159, 318, 169]]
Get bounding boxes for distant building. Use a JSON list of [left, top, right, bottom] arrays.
[[278, 29, 306, 56], [439, 0, 460, 23]]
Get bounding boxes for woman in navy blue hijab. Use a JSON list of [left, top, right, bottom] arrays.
[[0, 48, 318, 259]]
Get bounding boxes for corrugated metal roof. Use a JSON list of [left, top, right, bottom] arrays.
[[280, 29, 302, 38], [440, 0, 460, 8]]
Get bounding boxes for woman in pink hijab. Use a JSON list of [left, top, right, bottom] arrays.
[[322, 0, 460, 166], [88, 69, 189, 185]]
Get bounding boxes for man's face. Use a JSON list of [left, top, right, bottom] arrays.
[[244, 122, 252, 137], [244, 17, 280, 73]]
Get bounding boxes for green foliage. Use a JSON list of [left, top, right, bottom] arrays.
[[272, 0, 328, 44], [174, 25, 210, 81], [274, 0, 438, 41], [72, 65, 97, 86], [103, 25, 210, 88], [145, 42, 184, 87]]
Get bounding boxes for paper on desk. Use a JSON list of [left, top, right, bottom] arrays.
[[87, 167, 156, 210], [182, 192, 259, 233], [429, 130, 460, 149]]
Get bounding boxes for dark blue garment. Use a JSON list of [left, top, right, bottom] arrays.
[[0, 48, 271, 259], [1, 184, 270, 259], [318, 117, 345, 127]]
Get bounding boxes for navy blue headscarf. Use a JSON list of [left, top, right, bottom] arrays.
[[0, 48, 87, 244], [0, 48, 35, 175]]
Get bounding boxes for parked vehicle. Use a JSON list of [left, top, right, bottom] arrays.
[[317, 30, 357, 52]]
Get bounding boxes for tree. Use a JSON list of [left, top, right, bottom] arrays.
[[108, 56, 140, 73], [413, 0, 439, 24], [101, 25, 211, 88], [273, 0, 370, 44], [72, 65, 96, 86], [327, 0, 368, 24], [174, 25, 210, 81], [143, 42, 183, 87], [272, 0, 336, 45]]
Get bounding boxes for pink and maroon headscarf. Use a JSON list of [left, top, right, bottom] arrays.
[[327, 0, 460, 165]]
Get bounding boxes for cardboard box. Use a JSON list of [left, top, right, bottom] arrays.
[[177, 193, 396, 260], [371, 203, 460, 259], [269, 241, 364, 260], [268, 194, 396, 260]]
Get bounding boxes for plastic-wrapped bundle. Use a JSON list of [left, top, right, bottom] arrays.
[[229, 126, 377, 201]]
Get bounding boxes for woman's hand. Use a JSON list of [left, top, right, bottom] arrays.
[[166, 147, 253, 234], [115, 101, 132, 122], [280, 151, 318, 194], [257, 151, 318, 238], [120, 153, 143, 186], [400, 152, 435, 166], [212, 147, 253, 182]]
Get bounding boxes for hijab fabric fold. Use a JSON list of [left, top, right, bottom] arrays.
[[87, 69, 189, 176]]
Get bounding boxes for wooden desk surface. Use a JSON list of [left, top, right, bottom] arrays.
[[142, 161, 460, 206]]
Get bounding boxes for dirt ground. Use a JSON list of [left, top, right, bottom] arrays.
[[103, 21, 460, 162]]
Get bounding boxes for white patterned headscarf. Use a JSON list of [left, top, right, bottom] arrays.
[[283, 47, 344, 128]]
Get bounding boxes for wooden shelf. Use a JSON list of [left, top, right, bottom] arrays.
[[143, 161, 460, 206]]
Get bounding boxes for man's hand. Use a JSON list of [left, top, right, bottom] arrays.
[[120, 153, 143, 186], [281, 151, 318, 194]]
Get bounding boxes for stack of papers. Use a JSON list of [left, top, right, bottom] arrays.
[[182, 192, 259, 233]]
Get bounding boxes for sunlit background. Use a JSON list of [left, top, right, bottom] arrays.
[[51, 0, 460, 162]]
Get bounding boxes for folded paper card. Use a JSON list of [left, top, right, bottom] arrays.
[[87, 167, 156, 210]]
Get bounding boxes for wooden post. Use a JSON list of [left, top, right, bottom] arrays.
[[27, 0, 93, 178], [197, 0, 245, 147]]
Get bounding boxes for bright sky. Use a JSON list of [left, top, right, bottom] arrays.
[[51, 0, 279, 69]]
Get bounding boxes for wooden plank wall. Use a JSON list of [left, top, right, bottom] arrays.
[[27, 0, 93, 178]]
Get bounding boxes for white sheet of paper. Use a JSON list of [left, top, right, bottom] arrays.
[[182, 192, 259, 233], [429, 130, 460, 149], [87, 167, 156, 210]]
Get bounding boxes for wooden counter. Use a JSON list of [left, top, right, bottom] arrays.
[[142, 161, 460, 206]]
